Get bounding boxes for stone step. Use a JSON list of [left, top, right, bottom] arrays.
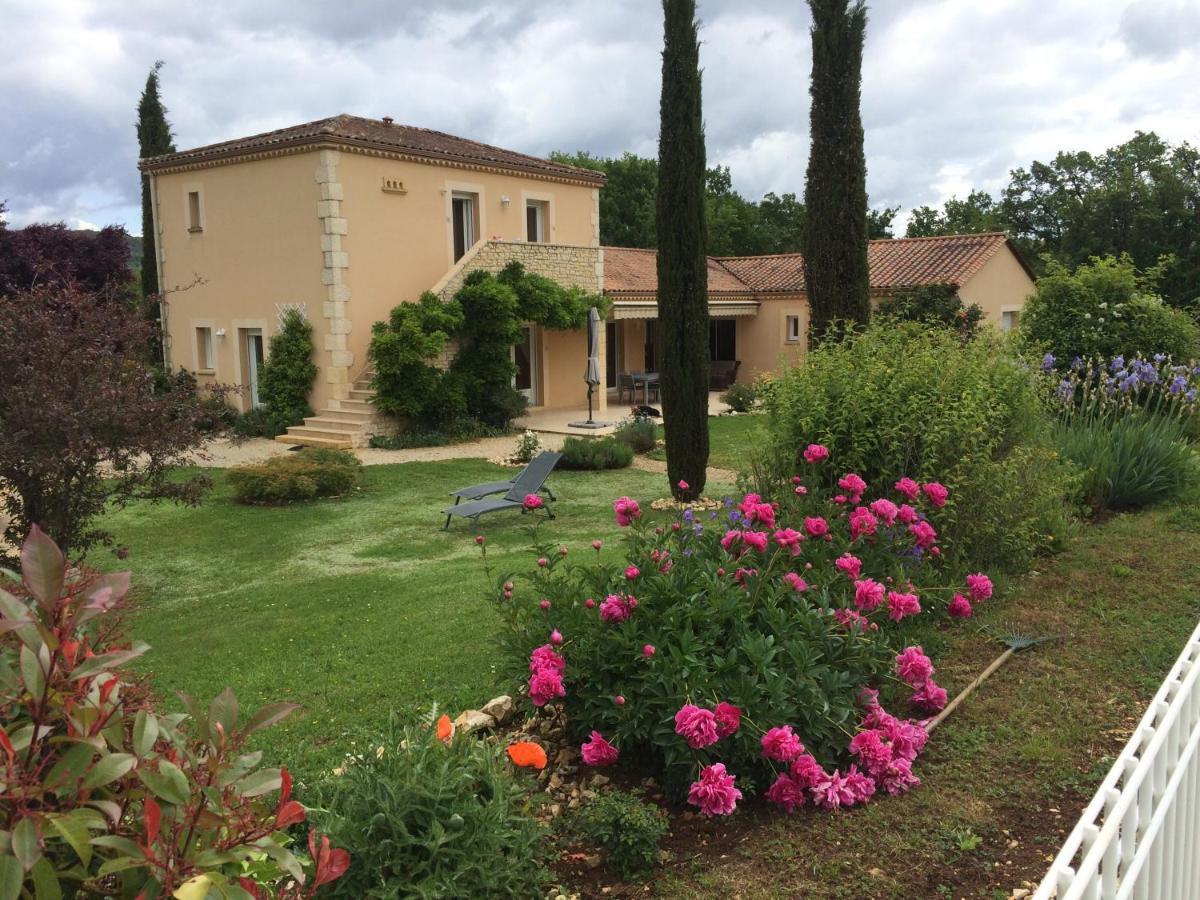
[[316, 408, 376, 425], [302, 416, 373, 431], [348, 389, 375, 401], [284, 425, 361, 443], [333, 398, 375, 413], [273, 433, 353, 449]]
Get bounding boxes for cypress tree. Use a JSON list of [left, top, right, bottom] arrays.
[[136, 61, 175, 302], [803, 0, 871, 343], [656, 0, 710, 502]]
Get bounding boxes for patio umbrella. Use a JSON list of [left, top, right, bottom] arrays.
[[569, 306, 608, 429]]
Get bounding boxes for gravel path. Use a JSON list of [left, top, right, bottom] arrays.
[[186, 434, 569, 468]]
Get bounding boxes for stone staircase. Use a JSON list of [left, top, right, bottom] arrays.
[[275, 371, 381, 449]]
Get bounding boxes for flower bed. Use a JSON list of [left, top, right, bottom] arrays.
[[486, 449, 991, 816]]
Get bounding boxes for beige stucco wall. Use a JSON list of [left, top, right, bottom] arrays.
[[958, 248, 1036, 326], [152, 145, 602, 412], [735, 296, 809, 382], [154, 151, 326, 411]]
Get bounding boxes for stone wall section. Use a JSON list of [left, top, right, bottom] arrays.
[[314, 149, 353, 403], [432, 240, 604, 300]]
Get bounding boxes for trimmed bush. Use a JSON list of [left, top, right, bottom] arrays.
[[720, 382, 757, 413], [875, 284, 984, 339], [757, 323, 1071, 572], [613, 414, 659, 452], [559, 436, 634, 470], [570, 791, 668, 878], [228, 448, 361, 504], [311, 713, 546, 898], [259, 309, 318, 434]]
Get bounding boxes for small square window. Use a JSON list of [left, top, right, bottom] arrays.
[[196, 327, 214, 370], [526, 200, 548, 242], [187, 191, 203, 232], [1001, 310, 1019, 333], [786, 315, 802, 342]]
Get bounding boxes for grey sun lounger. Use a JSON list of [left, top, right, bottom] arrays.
[[442, 451, 562, 530]]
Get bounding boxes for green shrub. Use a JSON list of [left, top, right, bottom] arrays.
[[311, 713, 545, 898], [259, 309, 318, 434], [230, 406, 279, 438], [368, 418, 504, 450], [228, 448, 361, 504], [512, 429, 544, 464], [559, 436, 634, 470], [613, 414, 659, 452], [757, 323, 1071, 572], [1020, 255, 1200, 364], [1056, 412, 1198, 512], [720, 382, 757, 413], [876, 284, 984, 338], [570, 791, 668, 878]]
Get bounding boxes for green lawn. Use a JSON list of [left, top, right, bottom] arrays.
[[649, 413, 765, 472], [99, 459, 717, 781]]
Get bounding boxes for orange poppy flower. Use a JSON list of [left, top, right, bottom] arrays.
[[506, 741, 548, 769], [436, 714, 453, 742]]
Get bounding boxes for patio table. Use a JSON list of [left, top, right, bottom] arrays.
[[629, 371, 660, 404]]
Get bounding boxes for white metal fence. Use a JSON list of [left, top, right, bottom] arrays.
[[1035, 619, 1200, 899]]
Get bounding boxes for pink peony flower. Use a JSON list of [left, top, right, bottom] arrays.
[[897, 503, 919, 524], [714, 701, 742, 738], [910, 679, 948, 713], [895, 646, 934, 687], [835, 553, 863, 580], [844, 765, 877, 804], [811, 769, 857, 810], [674, 704, 720, 750], [878, 756, 921, 795], [720, 530, 742, 551], [849, 729, 893, 778], [966, 572, 993, 602], [765, 773, 806, 813], [642, 644, 656, 658], [773, 528, 804, 555], [537, 557, 549, 568], [834, 608, 872, 631], [613, 496, 642, 527], [522, 493, 544, 510], [909, 520, 938, 549], [592, 539, 603, 550], [529, 668, 565, 707], [794, 484, 808, 495], [584, 597, 596, 609], [599, 594, 633, 624], [869, 498, 900, 526], [687, 763, 742, 817], [780, 758, 819, 793], [838, 473, 868, 503], [783, 572, 808, 592], [803, 444, 830, 464], [614, 694, 625, 706], [529, 644, 565, 673], [849, 507, 879, 540], [853, 578, 886, 612], [804, 517, 829, 538], [737, 492, 762, 516], [894, 477, 920, 501], [741, 530, 769, 553], [539, 599, 550, 612], [948, 593, 973, 618], [887, 591, 922, 622], [581, 731, 619, 766], [748, 502, 776, 528], [677, 479, 689, 490], [922, 482, 949, 508], [761, 725, 805, 762], [625, 565, 640, 580], [550, 629, 563, 645]]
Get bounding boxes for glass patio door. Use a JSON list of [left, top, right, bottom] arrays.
[[512, 325, 537, 404], [245, 329, 265, 408]]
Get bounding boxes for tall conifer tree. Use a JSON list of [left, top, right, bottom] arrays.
[[136, 61, 175, 301], [803, 0, 871, 342], [656, 0, 710, 501]]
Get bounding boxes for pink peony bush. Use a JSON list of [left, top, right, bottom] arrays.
[[488, 451, 989, 812]]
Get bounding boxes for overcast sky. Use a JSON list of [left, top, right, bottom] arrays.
[[2, 0, 1198, 234]]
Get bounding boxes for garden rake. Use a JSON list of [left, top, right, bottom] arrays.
[[925, 623, 1067, 733]]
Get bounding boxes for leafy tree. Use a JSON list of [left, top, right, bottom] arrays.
[[867, 204, 899, 239], [554, 151, 660, 249], [259, 309, 319, 435], [136, 61, 175, 299], [0, 285, 221, 557], [906, 190, 1003, 238], [803, 0, 871, 341], [757, 191, 807, 252], [451, 271, 526, 428], [0, 223, 132, 296], [876, 284, 984, 338], [656, 0, 710, 501]]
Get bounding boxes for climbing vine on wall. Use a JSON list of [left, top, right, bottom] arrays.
[[369, 262, 608, 431]]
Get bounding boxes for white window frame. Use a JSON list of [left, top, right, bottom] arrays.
[[785, 315, 802, 343], [1000, 305, 1021, 333], [197, 326, 214, 370], [521, 190, 555, 243], [445, 180, 486, 266]]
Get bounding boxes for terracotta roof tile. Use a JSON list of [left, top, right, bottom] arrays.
[[714, 233, 1022, 294], [605, 234, 1028, 295], [140, 114, 606, 184], [603, 246, 749, 294]]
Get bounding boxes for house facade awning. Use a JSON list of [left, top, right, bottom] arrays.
[[610, 299, 760, 320]]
